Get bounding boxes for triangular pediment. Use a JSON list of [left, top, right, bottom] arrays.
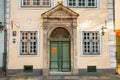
[[41, 3, 79, 18]]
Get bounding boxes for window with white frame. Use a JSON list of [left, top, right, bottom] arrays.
[[21, 0, 50, 7], [82, 31, 100, 55], [20, 31, 38, 55], [68, 0, 97, 7]]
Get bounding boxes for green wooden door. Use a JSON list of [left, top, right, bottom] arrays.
[[116, 36, 120, 73], [50, 41, 71, 72], [116, 36, 120, 62]]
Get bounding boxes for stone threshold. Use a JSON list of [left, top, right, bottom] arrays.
[[49, 71, 71, 75]]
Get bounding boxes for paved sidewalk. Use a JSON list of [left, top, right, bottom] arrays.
[[0, 74, 120, 80]]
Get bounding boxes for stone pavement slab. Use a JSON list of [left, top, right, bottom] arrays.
[[0, 74, 120, 80]]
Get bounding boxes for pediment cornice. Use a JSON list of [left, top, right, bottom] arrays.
[[41, 4, 79, 19]]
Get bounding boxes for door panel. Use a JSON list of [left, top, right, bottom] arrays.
[[62, 42, 70, 71], [50, 42, 58, 71], [50, 41, 70, 72]]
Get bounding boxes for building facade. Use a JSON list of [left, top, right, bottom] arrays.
[[7, 0, 116, 75], [0, 0, 4, 73]]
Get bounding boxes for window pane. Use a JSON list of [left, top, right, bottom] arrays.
[[87, 0, 96, 7], [33, 0, 41, 5], [68, 0, 76, 7], [23, 0, 30, 6], [78, 0, 85, 7], [83, 31, 100, 55], [29, 32, 37, 54], [42, 0, 50, 6], [20, 32, 29, 55]]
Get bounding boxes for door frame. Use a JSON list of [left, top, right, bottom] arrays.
[[43, 26, 78, 75]]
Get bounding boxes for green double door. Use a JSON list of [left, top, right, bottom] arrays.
[[116, 36, 120, 73], [50, 41, 71, 72]]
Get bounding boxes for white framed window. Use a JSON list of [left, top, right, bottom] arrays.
[[82, 31, 100, 55], [68, 0, 97, 8], [21, 0, 51, 7], [20, 31, 38, 55]]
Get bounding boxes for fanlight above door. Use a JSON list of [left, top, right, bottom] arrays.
[[50, 27, 70, 38]]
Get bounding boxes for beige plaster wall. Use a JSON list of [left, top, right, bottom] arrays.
[[115, 0, 120, 29], [8, 0, 110, 69]]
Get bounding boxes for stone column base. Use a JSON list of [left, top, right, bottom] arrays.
[[42, 69, 49, 76], [72, 69, 79, 75]]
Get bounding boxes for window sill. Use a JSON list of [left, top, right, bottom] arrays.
[[80, 54, 102, 57], [19, 6, 52, 10], [19, 6, 53, 10], [67, 6, 97, 8], [18, 54, 40, 57], [21, 6, 51, 8]]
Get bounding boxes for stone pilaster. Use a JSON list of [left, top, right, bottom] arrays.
[[43, 28, 49, 76]]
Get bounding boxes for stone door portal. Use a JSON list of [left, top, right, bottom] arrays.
[[41, 3, 79, 75]]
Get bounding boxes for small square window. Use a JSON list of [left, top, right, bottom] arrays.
[[24, 65, 33, 72], [87, 66, 96, 72]]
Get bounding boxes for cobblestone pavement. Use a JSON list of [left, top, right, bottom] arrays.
[[0, 74, 120, 80]]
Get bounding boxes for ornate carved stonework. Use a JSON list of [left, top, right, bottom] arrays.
[[42, 4, 79, 17], [50, 10, 70, 16], [42, 3, 79, 28]]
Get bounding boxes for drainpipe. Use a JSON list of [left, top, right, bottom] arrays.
[[2, 29, 7, 76], [2, 0, 7, 76]]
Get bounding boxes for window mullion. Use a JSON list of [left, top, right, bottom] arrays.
[[20, 32, 22, 54], [95, 0, 97, 7], [41, 0, 43, 6], [31, 0, 33, 6], [76, 0, 78, 7], [98, 34, 100, 54], [86, 0, 88, 7], [28, 32, 30, 55], [90, 41, 92, 54], [36, 32, 37, 54], [22, 0, 23, 6], [90, 33, 92, 54]]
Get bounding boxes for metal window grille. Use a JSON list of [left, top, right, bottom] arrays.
[[20, 31, 37, 55], [83, 31, 100, 55]]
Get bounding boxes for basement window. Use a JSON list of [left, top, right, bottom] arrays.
[[24, 65, 33, 72], [87, 66, 96, 72]]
